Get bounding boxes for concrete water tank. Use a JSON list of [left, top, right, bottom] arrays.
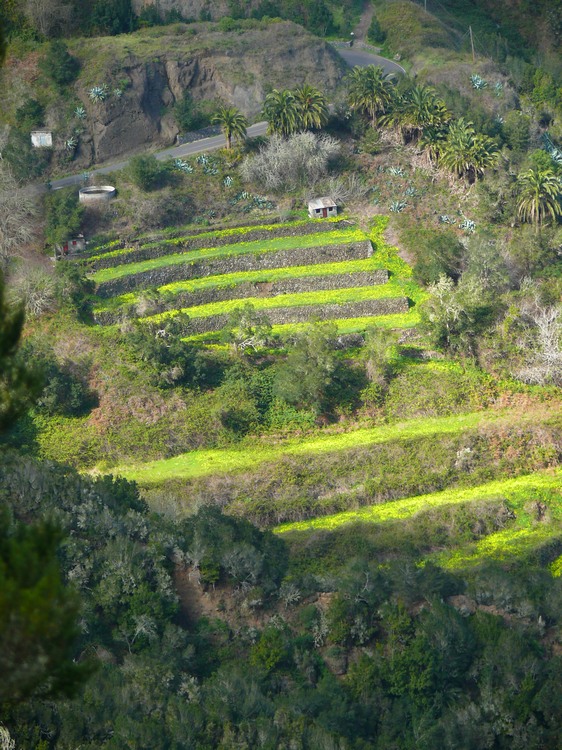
[[79, 185, 116, 204]]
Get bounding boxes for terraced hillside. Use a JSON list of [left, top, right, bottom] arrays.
[[89, 215, 419, 334], [87, 214, 562, 581]]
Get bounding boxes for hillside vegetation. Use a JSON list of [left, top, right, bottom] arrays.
[[2, 0, 562, 748]]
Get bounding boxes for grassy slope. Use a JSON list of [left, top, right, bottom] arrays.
[[111, 406, 537, 484]]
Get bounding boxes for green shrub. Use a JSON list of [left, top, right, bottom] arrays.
[[44, 189, 84, 247], [39, 41, 79, 87], [400, 226, 465, 285], [367, 15, 385, 44], [127, 154, 167, 191], [15, 99, 45, 131]]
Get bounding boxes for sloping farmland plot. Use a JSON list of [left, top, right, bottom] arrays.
[[91, 229, 367, 288]]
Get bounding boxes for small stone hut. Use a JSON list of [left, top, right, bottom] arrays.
[[308, 197, 337, 219], [31, 131, 53, 148], [54, 234, 86, 260]]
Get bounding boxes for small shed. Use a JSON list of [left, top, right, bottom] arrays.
[[31, 130, 53, 148], [54, 234, 86, 260], [308, 197, 337, 219]]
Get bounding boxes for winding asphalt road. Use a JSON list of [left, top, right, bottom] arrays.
[[49, 46, 404, 191]]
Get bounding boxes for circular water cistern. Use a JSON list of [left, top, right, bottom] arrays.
[[79, 185, 116, 204]]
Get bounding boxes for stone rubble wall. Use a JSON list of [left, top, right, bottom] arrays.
[[95, 240, 374, 299], [185, 296, 409, 335], [94, 269, 389, 324], [89, 220, 350, 271]]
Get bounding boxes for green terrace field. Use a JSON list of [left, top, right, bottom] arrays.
[[143, 281, 415, 324], [111, 406, 537, 485], [279, 470, 562, 573], [276, 470, 562, 535], [95, 258, 397, 314], [88, 217, 339, 263], [184, 311, 421, 343], [90, 228, 366, 284], [83, 212, 562, 577]]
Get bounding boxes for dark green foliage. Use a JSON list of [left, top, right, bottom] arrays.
[[44, 188, 84, 246], [22, 347, 97, 417], [54, 262, 95, 317], [173, 91, 213, 133], [90, 0, 135, 35], [181, 505, 288, 589], [3, 129, 51, 183], [0, 510, 93, 706], [502, 110, 531, 154], [274, 322, 339, 413], [40, 40, 79, 87], [126, 314, 215, 389], [367, 14, 386, 44], [127, 154, 167, 191], [0, 274, 40, 433], [400, 226, 465, 284], [251, 0, 336, 35], [15, 98, 44, 131]]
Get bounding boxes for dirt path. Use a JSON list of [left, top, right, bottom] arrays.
[[353, 1, 375, 42]]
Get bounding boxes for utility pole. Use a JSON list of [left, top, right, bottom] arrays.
[[469, 25, 475, 64]]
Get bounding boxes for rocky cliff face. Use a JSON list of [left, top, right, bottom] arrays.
[[72, 21, 346, 166]]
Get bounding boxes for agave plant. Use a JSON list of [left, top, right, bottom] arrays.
[[460, 218, 476, 233], [389, 200, 407, 213], [88, 85, 109, 102], [470, 74, 487, 90], [439, 215, 456, 224], [113, 88, 123, 98], [388, 166, 406, 176], [223, 175, 233, 187], [173, 159, 194, 173], [74, 105, 86, 120], [493, 81, 504, 97], [64, 136, 78, 151]]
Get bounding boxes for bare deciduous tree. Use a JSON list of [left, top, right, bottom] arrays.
[[515, 300, 562, 385], [24, 0, 72, 37], [241, 132, 340, 191], [10, 266, 56, 318], [0, 165, 39, 271]]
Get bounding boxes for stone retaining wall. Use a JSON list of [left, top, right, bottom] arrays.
[[185, 297, 409, 335], [89, 220, 352, 271], [94, 269, 389, 324], [95, 240, 373, 299]]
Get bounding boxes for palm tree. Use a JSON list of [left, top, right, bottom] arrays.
[[211, 106, 248, 149], [262, 89, 299, 136], [517, 166, 562, 232], [386, 84, 451, 144], [293, 84, 329, 131], [346, 65, 394, 127], [439, 118, 498, 183]]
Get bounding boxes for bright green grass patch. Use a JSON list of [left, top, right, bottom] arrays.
[[88, 217, 342, 262], [183, 310, 422, 343], [110, 407, 528, 485], [94, 257, 392, 313], [91, 229, 367, 284], [369, 216, 413, 278], [144, 281, 413, 324], [435, 523, 562, 570], [276, 470, 562, 534]]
